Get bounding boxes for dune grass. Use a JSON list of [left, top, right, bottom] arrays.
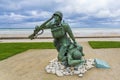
[[88, 41, 120, 49], [0, 42, 55, 60]]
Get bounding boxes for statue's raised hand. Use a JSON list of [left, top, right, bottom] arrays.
[[50, 14, 54, 20], [28, 33, 35, 40]]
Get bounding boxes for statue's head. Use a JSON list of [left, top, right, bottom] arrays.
[[53, 11, 63, 25], [53, 11, 63, 20]]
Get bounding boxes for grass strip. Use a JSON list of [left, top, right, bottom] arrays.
[[88, 41, 120, 49], [0, 42, 55, 60]]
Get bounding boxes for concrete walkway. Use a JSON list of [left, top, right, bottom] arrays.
[[0, 41, 120, 80]]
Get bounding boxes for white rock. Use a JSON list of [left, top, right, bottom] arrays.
[[45, 65, 49, 70], [87, 59, 95, 65], [51, 69, 56, 74], [78, 66, 83, 70], [86, 65, 94, 70], [66, 67, 71, 72], [54, 62, 58, 65], [56, 70, 64, 76], [74, 70, 80, 74], [57, 62, 61, 65], [63, 71, 66, 75], [46, 69, 51, 73], [86, 62, 91, 65], [85, 66, 90, 70], [55, 66, 60, 70], [70, 71, 73, 75], [80, 69, 85, 74], [79, 74, 83, 77], [64, 72, 70, 76], [88, 59, 92, 61], [49, 63, 53, 67], [88, 65, 94, 69], [49, 66, 53, 69], [91, 60, 95, 65], [46, 58, 95, 77], [60, 65, 65, 69]]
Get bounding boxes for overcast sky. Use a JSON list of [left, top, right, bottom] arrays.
[[0, 0, 120, 28]]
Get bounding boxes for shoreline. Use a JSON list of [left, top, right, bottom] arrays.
[[0, 33, 120, 39]]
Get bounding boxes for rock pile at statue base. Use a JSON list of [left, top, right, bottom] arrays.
[[45, 58, 95, 77]]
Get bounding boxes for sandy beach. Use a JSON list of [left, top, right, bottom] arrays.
[[0, 32, 120, 39], [0, 38, 120, 80]]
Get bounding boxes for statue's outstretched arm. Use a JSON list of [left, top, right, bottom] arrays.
[[28, 16, 53, 39]]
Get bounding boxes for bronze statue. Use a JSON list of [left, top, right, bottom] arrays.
[[29, 11, 85, 67]]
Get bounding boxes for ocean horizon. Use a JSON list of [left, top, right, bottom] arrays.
[[0, 28, 120, 34]]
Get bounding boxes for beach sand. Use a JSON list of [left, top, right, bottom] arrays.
[[0, 39, 120, 80], [0, 30, 120, 39]]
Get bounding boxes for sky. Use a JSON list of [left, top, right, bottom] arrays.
[[0, 0, 120, 28]]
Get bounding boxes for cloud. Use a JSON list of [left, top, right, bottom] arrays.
[[0, 13, 24, 24], [27, 10, 52, 19], [0, 0, 120, 28]]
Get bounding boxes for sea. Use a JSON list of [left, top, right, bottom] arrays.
[[0, 28, 120, 37]]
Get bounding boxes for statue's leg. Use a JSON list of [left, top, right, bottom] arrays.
[[58, 45, 67, 61], [79, 47, 85, 56], [53, 39, 61, 51], [76, 44, 85, 56], [67, 46, 85, 67]]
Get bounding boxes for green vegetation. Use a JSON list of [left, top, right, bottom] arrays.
[[88, 41, 120, 49], [0, 42, 55, 60]]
